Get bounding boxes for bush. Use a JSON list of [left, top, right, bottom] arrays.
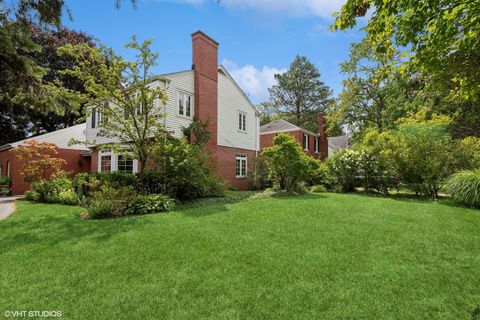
[[310, 185, 327, 193], [29, 177, 79, 205], [125, 194, 176, 215], [446, 169, 480, 208], [328, 149, 361, 192], [247, 156, 271, 190], [73, 172, 138, 198], [148, 137, 226, 200], [261, 133, 310, 191], [87, 185, 137, 219]]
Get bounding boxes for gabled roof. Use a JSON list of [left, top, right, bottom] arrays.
[[0, 124, 88, 151], [260, 119, 317, 136], [328, 135, 349, 150], [218, 65, 259, 116]]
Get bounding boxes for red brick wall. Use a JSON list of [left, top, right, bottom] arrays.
[[216, 145, 257, 190], [260, 131, 321, 160], [0, 148, 90, 195], [192, 31, 218, 160]]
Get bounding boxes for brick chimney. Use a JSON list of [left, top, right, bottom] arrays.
[[317, 112, 328, 160], [192, 30, 218, 158]]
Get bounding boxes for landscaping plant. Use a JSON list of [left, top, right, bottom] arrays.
[[446, 169, 480, 208]]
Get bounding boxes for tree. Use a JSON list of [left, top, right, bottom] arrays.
[[268, 55, 333, 132], [15, 140, 66, 183], [333, 0, 480, 102], [256, 101, 278, 125], [261, 133, 310, 191], [57, 37, 167, 177]]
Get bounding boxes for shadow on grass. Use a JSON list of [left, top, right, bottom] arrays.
[[0, 201, 151, 254]]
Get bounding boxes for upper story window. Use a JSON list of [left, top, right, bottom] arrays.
[[178, 91, 192, 118], [314, 137, 319, 153], [303, 134, 309, 151], [91, 107, 104, 129], [236, 155, 247, 178], [238, 112, 246, 132]]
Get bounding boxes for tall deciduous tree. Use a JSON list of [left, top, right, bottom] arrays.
[[57, 37, 168, 176], [333, 0, 480, 102], [268, 55, 333, 132]]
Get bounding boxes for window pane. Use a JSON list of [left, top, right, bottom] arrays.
[[100, 155, 111, 173], [236, 159, 241, 176], [186, 96, 191, 117], [178, 93, 184, 115], [91, 108, 96, 128], [242, 114, 246, 131]]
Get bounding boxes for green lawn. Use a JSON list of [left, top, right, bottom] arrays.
[[1, 193, 480, 319]]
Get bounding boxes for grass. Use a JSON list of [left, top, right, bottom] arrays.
[[1, 193, 480, 319]]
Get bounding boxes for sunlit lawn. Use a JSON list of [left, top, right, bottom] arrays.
[[1, 193, 480, 319]]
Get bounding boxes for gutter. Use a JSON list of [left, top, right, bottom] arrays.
[[0, 144, 12, 152]]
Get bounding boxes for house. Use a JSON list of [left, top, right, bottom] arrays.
[[328, 135, 349, 157], [260, 114, 329, 160], [0, 31, 260, 195], [0, 125, 91, 195]]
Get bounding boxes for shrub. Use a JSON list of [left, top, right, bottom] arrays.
[[310, 185, 327, 193], [87, 185, 137, 219], [306, 157, 334, 188], [328, 149, 361, 192], [29, 177, 79, 205], [73, 172, 138, 198], [446, 169, 480, 208], [125, 194, 176, 215], [261, 133, 310, 191], [25, 190, 40, 201], [148, 137, 226, 200], [247, 156, 271, 190]]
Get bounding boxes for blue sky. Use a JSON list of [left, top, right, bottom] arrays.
[[64, 0, 365, 104]]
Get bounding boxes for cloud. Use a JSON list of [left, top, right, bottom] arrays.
[[222, 59, 286, 103], [152, 0, 346, 19]]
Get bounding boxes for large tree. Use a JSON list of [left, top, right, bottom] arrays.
[[58, 37, 167, 176], [333, 0, 480, 102], [268, 55, 333, 132]]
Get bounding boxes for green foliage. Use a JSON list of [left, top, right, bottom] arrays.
[[261, 133, 310, 191], [182, 118, 211, 146], [328, 149, 361, 192], [148, 137, 226, 200], [334, 0, 480, 103], [57, 37, 168, 174], [247, 156, 271, 190], [268, 55, 333, 132], [310, 185, 327, 193], [454, 137, 480, 170], [87, 185, 137, 219], [125, 194, 176, 215], [0, 176, 10, 185], [29, 176, 79, 205], [446, 169, 480, 208], [308, 160, 335, 189], [73, 172, 138, 198]]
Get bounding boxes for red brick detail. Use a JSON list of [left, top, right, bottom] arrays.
[[317, 112, 328, 160], [260, 131, 321, 160], [0, 148, 91, 195], [192, 31, 218, 161], [216, 145, 257, 190]]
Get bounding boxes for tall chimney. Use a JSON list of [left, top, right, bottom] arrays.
[[318, 112, 328, 160], [192, 30, 218, 158]]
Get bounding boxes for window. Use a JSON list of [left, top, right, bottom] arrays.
[[6, 160, 11, 177], [178, 92, 192, 117], [91, 108, 97, 128], [236, 155, 247, 178], [303, 134, 309, 151], [117, 155, 134, 174], [100, 150, 112, 173], [314, 137, 319, 153], [238, 112, 246, 132]]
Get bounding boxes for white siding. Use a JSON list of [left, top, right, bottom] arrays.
[[85, 71, 194, 146], [217, 72, 259, 151]]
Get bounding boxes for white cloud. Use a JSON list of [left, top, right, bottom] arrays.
[[222, 59, 286, 103], [153, 0, 346, 19]]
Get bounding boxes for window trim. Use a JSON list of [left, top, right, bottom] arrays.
[[176, 90, 194, 119], [97, 149, 138, 174], [238, 111, 247, 132], [314, 137, 319, 153], [6, 160, 10, 178], [303, 134, 309, 151], [235, 154, 247, 178]]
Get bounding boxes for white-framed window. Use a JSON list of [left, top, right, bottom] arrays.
[[91, 107, 103, 129], [177, 91, 193, 118], [98, 149, 138, 174], [314, 137, 319, 153], [117, 155, 134, 174], [99, 150, 112, 173], [6, 160, 10, 178], [303, 134, 309, 151], [238, 112, 247, 132], [236, 155, 247, 178]]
